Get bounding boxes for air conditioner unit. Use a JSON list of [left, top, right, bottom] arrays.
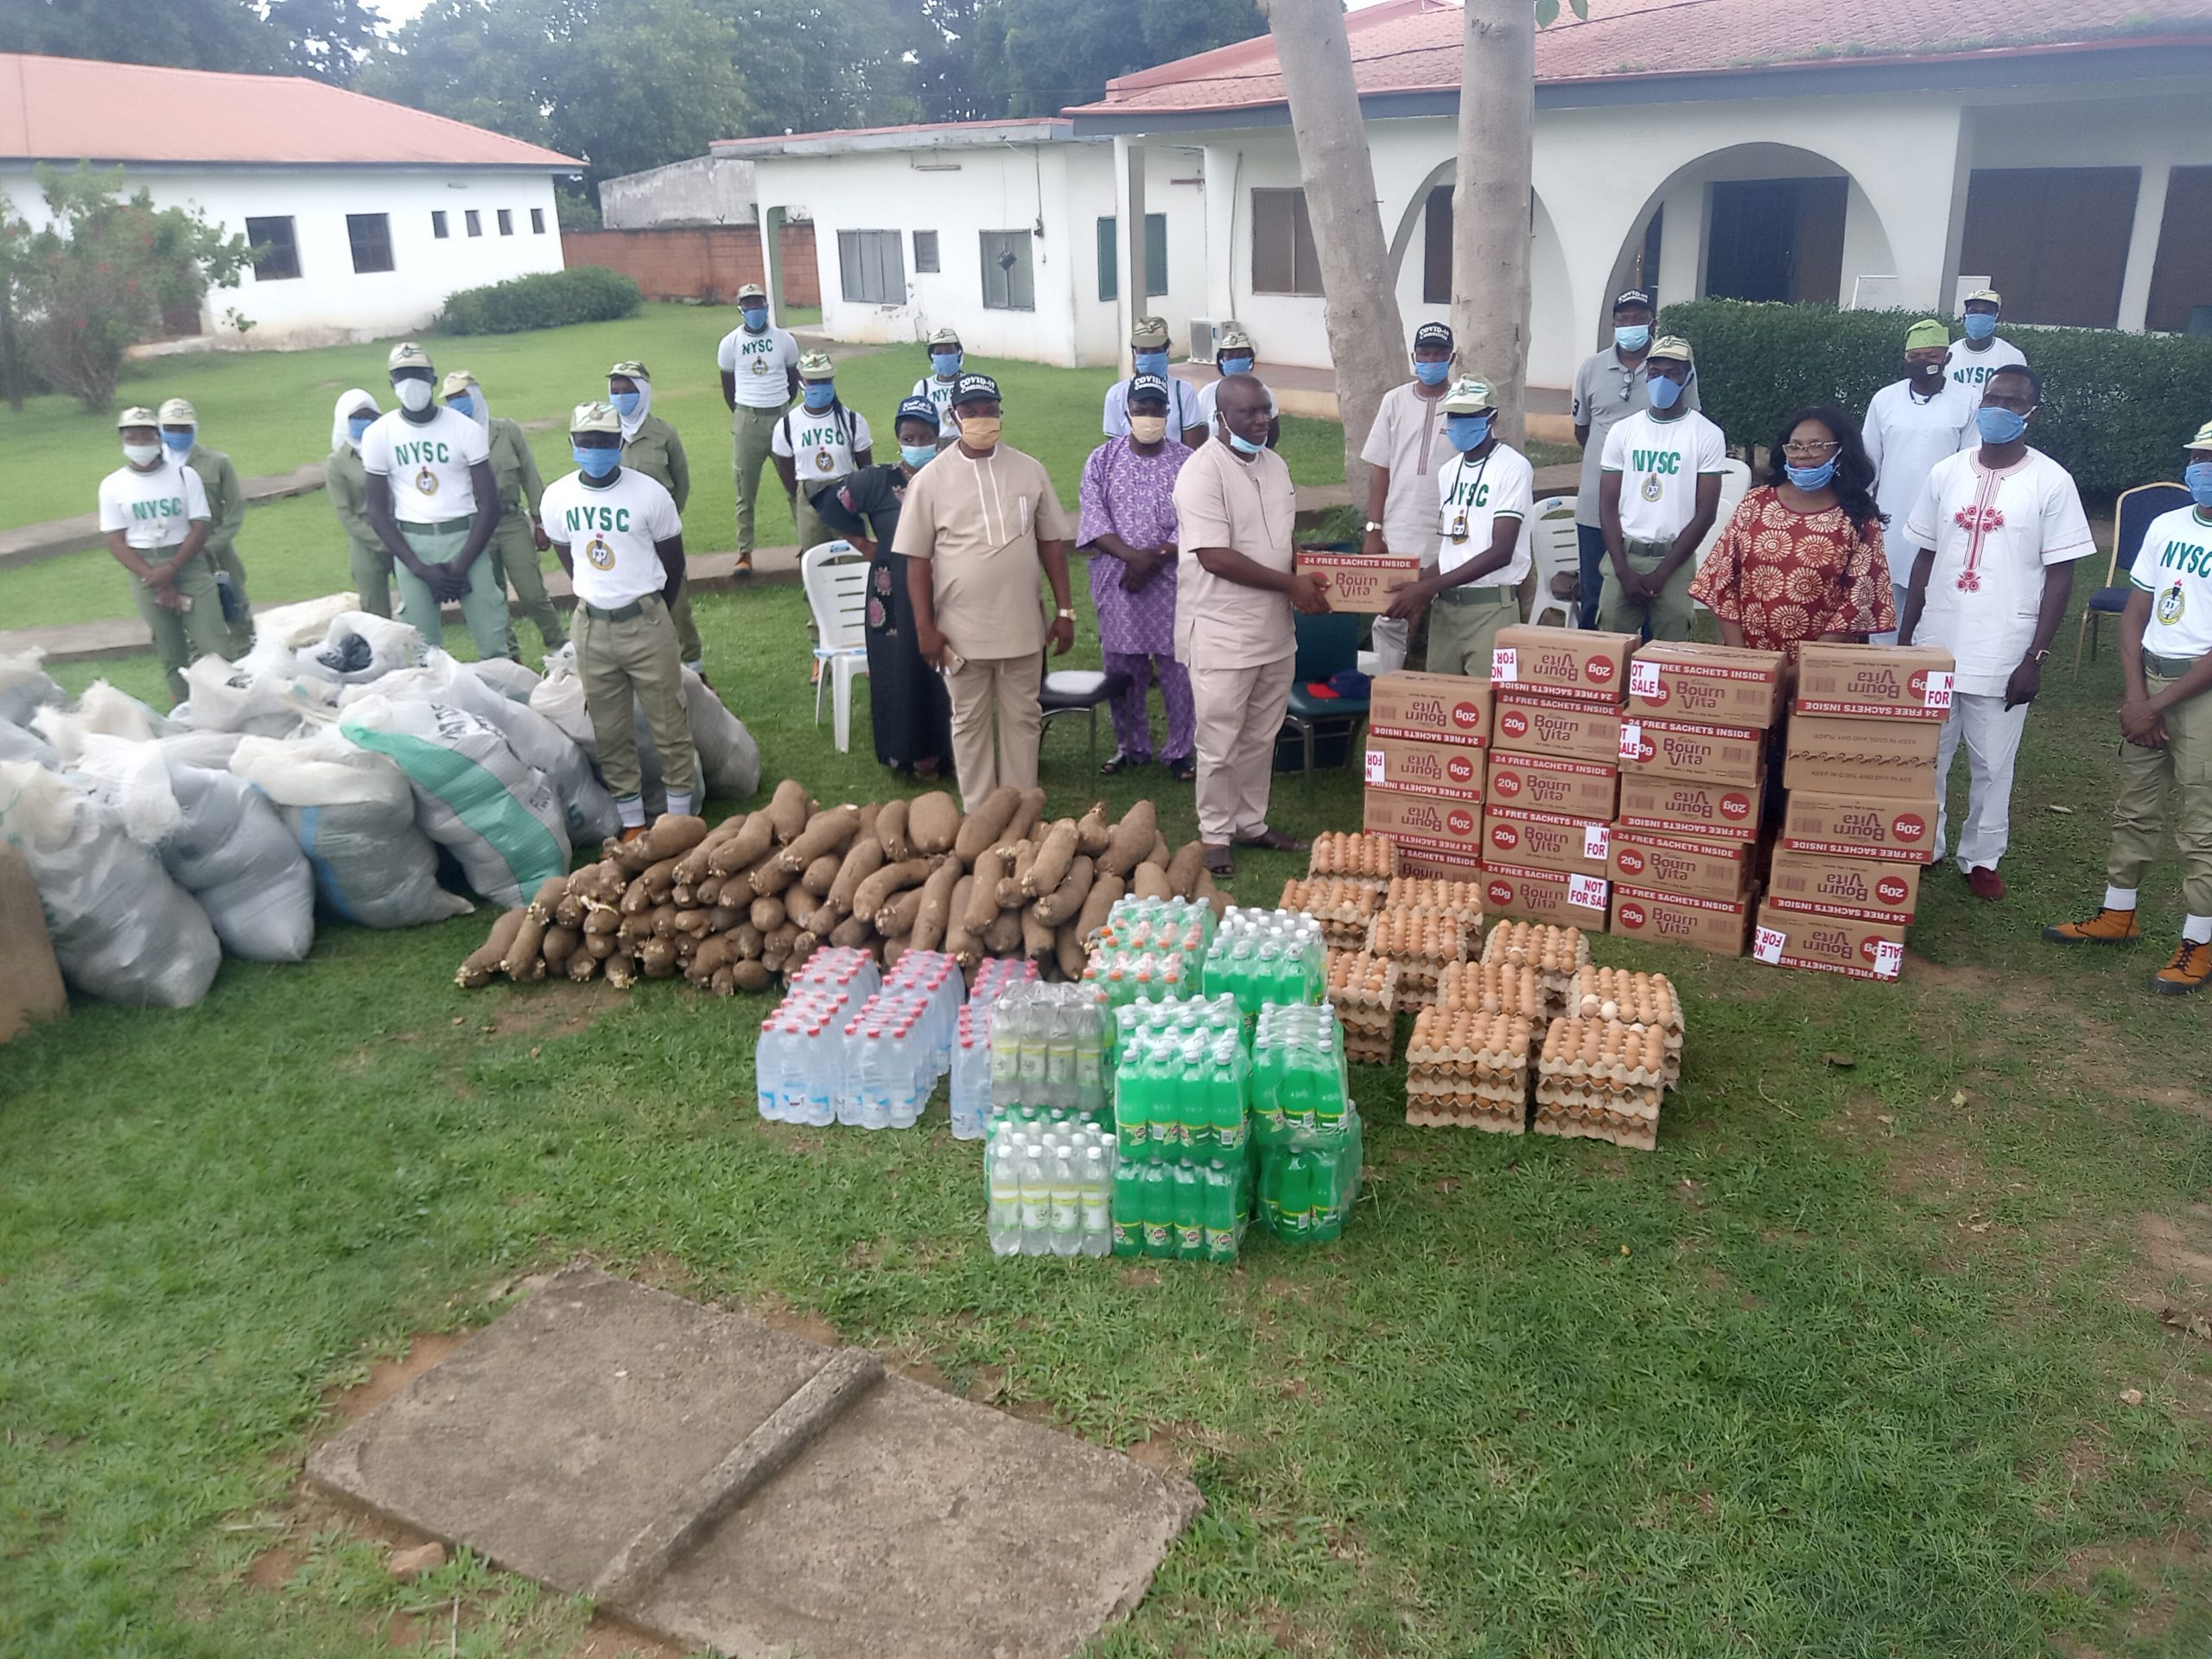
[[1188, 318, 1219, 364]]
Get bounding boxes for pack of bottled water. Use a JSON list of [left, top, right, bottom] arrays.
[[836, 988, 945, 1129], [755, 986, 859, 1126], [987, 981, 1109, 1123], [788, 944, 880, 1001], [986, 1120, 1119, 1258], [948, 958, 1041, 1141], [882, 949, 964, 1076]]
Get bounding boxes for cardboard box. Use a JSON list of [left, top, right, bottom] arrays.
[[1395, 842, 1487, 880], [1753, 902, 1908, 982], [1294, 548, 1421, 613], [1618, 716, 1767, 787], [1364, 736, 1484, 800], [1494, 690, 1624, 765], [0, 846, 66, 1044], [1609, 830, 1754, 902], [1611, 884, 1757, 957], [1783, 715, 1943, 800], [1482, 804, 1613, 879], [1766, 849, 1920, 924], [1615, 772, 1764, 843], [1488, 624, 1637, 707], [1485, 749, 1619, 820], [1363, 786, 1484, 858], [1780, 791, 1939, 864], [1626, 640, 1788, 728], [1483, 858, 1611, 925], [1369, 671, 1493, 747], [1792, 642, 1957, 722]]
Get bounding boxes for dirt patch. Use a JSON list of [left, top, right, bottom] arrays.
[[245, 1542, 301, 1590], [324, 1332, 468, 1426], [1903, 951, 1996, 991], [2059, 1528, 2210, 1650], [2137, 1210, 2212, 1304], [748, 1292, 842, 1348], [626, 1252, 694, 1292], [487, 984, 619, 1040], [888, 1346, 953, 1393], [569, 1614, 694, 1658]]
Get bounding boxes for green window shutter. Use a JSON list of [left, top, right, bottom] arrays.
[[1097, 217, 1117, 303], [1145, 213, 1167, 297]]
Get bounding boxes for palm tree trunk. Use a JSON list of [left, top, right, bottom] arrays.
[[1451, 0, 1535, 450]]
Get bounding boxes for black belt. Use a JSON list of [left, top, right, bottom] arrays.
[[1434, 583, 1515, 607], [583, 598, 650, 622], [2145, 651, 2200, 677]]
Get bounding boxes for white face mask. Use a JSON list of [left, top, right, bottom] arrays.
[[394, 378, 435, 412], [123, 442, 162, 467], [1128, 414, 1168, 445]]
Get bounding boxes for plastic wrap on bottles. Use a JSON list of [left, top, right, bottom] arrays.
[[229, 732, 472, 929], [0, 760, 220, 1008], [32, 681, 175, 761], [338, 695, 569, 908], [0, 649, 66, 729], [293, 611, 426, 686]]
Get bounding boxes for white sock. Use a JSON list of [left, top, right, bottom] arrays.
[[666, 790, 694, 817], [2105, 886, 2138, 912], [2185, 914, 2212, 945], [617, 794, 645, 829]]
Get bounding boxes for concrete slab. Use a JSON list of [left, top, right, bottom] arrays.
[[0, 464, 327, 572], [307, 1265, 1200, 1659]]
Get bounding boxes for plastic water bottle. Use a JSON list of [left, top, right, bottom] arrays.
[[755, 1017, 785, 1121], [1048, 1138, 1082, 1257], [988, 1139, 1022, 1256], [1081, 1145, 1114, 1257], [1020, 1139, 1051, 1256]]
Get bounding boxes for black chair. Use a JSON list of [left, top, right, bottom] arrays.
[[1278, 611, 1370, 802], [1039, 656, 1133, 768], [2075, 482, 2190, 671]]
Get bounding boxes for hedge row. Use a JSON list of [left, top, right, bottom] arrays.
[[436, 266, 642, 336], [1654, 298, 2212, 499]]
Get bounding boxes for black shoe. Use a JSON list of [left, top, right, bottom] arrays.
[[1165, 755, 1197, 784], [1100, 751, 1150, 776]]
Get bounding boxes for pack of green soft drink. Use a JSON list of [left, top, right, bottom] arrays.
[[1250, 1003, 1361, 1244], [1202, 907, 1328, 1016], [1109, 995, 1255, 1262]]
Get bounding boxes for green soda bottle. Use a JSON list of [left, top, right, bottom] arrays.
[[1141, 1159, 1174, 1257], [1173, 1160, 1204, 1260], [1179, 1039, 1207, 1157], [1116, 1036, 1150, 1162], [1211, 1042, 1245, 1152], [1204, 1159, 1239, 1262], [1113, 1160, 1145, 1256], [1276, 1151, 1312, 1242], [1306, 1147, 1338, 1241]]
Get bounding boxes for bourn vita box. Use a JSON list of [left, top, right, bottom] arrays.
[[1753, 902, 1907, 982], [1368, 672, 1494, 747], [1482, 804, 1613, 880], [1783, 715, 1942, 800], [1485, 749, 1619, 820], [1488, 625, 1637, 706], [1626, 640, 1787, 728], [1483, 859, 1611, 925], [1780, 791, 1939, 863], [1363, 787, 1484, 859], [1793, 642, 1956, 722], [1608, 829, 1753, 903], [1615, 772, 1764, 843], [1618, 716, 1766, 788], [1611, 884, 1757, 957], [1364, 737, 1484, 800], [1766, 849, 1921, 924], [1494, 691, 1624, 765], [1294, 548, 1421, 613]]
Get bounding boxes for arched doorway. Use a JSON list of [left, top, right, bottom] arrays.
[[1382, 158, 1573, 384]]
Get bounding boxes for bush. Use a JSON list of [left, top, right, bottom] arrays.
[[1655, 298, 2212, 500], [436, 266, 641, 335]]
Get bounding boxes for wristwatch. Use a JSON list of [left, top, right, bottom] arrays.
[[1056, 607, 1077, 621], [1363, 520, 1383, 534], [2032, 648, 2051, 664]]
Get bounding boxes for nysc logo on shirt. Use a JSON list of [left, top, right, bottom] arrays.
[[2156, 536, 2212, 579], [2158, 582, 2187, 626], [130, 497, 185, 521], [584, 536, 616, 571], [563, 503, 633, 535]]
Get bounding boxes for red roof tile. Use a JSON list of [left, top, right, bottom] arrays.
[[0, 54, 579, 168], [1071, 0, 2212, 116]]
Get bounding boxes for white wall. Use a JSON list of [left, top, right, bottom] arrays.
[[600, 156, 757, 228], [0, 163, 565, 349]]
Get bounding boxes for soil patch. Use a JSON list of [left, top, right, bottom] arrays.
[[324, 1332, 469, 1426], [487, 984, 619, 1040], [747, 1292, 842, 1348]]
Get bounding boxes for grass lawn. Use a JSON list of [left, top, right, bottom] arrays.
[[6, 561, 2212, 1656], [0, 304, 1348, 631]]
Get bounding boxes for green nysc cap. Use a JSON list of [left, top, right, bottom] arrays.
[[1905, 319, 1948, 351]]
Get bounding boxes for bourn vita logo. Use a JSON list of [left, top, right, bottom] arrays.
[[1847, 667, 1901, 699]]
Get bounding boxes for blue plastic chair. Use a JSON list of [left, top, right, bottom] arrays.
[[2076, 482, 2190, 671], [1279, 609, 1370, 801]]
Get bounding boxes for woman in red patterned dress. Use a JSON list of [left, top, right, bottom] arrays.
[[1689, 405, 1894, 657]]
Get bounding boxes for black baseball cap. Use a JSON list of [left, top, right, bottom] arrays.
[[1613, 289, 1655, 311], [1413, 321, 1454, 349], [1128, 372, 1171, 402], [951, 372, 1001, 407]]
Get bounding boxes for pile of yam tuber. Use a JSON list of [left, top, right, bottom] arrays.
[[457, 781, 1223, 995]]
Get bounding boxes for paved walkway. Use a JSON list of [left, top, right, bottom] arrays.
[[0, 464, 328, 572]]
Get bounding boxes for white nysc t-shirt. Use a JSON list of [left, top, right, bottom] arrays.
[[717, 324, 800, 410], [359, 408, 491, 524], [99, 456, 209, 550], [540, 467, 683, 610], [772, 404, 874, 486], [1433, 442, 1535, 586], [2133, 505, 2212, 662], [1600, 409, 1726, 544], [1946, 336, 2028, 392]]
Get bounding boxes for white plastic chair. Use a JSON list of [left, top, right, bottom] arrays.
[[1526, 494, 1583, 630], [800, 540, 870, 752], [1690, 459, 1754, 607]]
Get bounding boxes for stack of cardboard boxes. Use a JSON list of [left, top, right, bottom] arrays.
[[1609, 641, 1788, 957], [1756, 643, 1955, 983], [1361, 671, 1495, 879]]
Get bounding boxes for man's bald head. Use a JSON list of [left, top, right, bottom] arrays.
[[1214, 372, 1272, 453]]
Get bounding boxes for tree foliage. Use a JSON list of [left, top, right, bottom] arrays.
[[0, 0, 378, 81], [0, 165, 250, 411], [971, 0, 1264, 118]]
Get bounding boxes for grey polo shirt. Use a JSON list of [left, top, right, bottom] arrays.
[[1570, 348, 1701, 528]]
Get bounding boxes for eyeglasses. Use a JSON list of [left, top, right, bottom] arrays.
[[1781, 439, 1840, 457]]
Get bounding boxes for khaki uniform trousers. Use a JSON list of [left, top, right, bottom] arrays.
[[1598, 538, 1696, 643], [1425, 586, 1519, 678], [346, 534, 393, 619], [130, 543, 233, 703], [1190, 652, 1296, 846], [944, 652, 1043, 809], [575, 593, 696, 802], [486, 515, 568, 654], [393, 517, 511, 661], [2107, 662, 2212, 917], [730, 404, 784, 557]]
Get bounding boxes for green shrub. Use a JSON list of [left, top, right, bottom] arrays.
[[435, 265, 641, 335], [1655, 298, 2212, 499]]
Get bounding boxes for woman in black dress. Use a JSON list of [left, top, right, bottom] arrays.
[[810, 395, 955, 779]]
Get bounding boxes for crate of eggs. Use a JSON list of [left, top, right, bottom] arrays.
[[1534, 1018, 1669, 1151], [1281, 876, 1388, 951], [1436, 957, 1545, 1022], [1306, 830, 1398, 888], [1571, 965, 1682, 1089], [1479, 921, 1590, 1017], [1406, 1008, 1535, 1132], [1325, 949, 1399, 1065], [1379, 875, 1484, 933], [1365, 906, 1477, 1008]]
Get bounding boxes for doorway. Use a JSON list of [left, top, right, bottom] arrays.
[[1705, 177, 1846, 305]]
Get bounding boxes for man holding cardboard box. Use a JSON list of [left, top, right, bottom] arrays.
[[1599, 337, 1725, 644], [1900, 364, 2095, 901], [1363, 322, 1459, 675], [2044, 421, 2212, 991], [1381, 378, 1533, 678]]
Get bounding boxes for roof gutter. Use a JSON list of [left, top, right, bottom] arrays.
[[710, 120, 1090, 160]]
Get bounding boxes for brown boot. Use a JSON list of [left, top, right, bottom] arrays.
[[2044, 906, 2142, 944], [2151, 938, 2212, 995]]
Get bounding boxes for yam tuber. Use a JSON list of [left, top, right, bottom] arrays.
[[1073, 870, 1124, 944], [585, 931, 618, 960], [1002, 786, 1047, 848], [1073, 802, 1112, 857], [965, 849, 1007, 931], [750, 894, 786, 933], [1147, 832, 1171, 869], [852, 855, 935, 921], [786, 931, 818, 975], [982, 908, 1023, 956], [746, 849, 799, 898], [1097, 799, 1157, 877], [909, 858, 962, 950], [566, 948, 600, 982], [761, 920, 801, 971], [1020, 903, 1057, 965], [619, 869, 657, 915], [582, 904, 620, 936], [827, 836, 885, 910], [953, 785, 1020, 863], [732, 959, 772, 992], [604, 950, 637, 988], [1055, 918, 1087, 982], [706, 811, 776, 878], [776, 802, 861, 872], [1032, 854, 1095, 926], [553, 886, 585, 929], [830, 914, 872, 950], [641, 938, 678, 979], [674, 813, 749, 885], [906, 790, 960, 856], [800, 853, 842, 897], [457, 909, 526, 988], [568, 858, 627, 906], [945, 874, 981, 965], [875, 885, 927, 938], [613, 813, 706, 874], [997, 841, 1037, 909], [1025, 818, 1078, 898], [1165, 842, 1205, 901], [733, 922, 765, 960], [765, 779, 811, 843], [1193, 869, 1229, 919], [876, 797, 912, 861], [857, 800, 881, 842], [542, 924, 580, 973], [1131, 860, 1173, 900], [708, 967, 734, 995]]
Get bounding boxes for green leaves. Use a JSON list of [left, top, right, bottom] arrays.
[[1533, 0, 1588, 24]]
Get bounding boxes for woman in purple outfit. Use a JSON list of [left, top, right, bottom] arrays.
[[1076, 373, 1196, 780]]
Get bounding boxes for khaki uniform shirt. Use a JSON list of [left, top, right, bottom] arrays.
[[622, 414, 691, 512], [324, 445, 377, 549], [486, 416, 545, 519], [892, 443, 1072, 660], [183, 443, 245, 557], [1173, 438, 1297, 671]]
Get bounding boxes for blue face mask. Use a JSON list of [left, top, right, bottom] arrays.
[[2183, 461, 2212, 508], [1961, 311, 1998, 341], [446, 394, 474, 419], [803, 383, 836, 412], [346, 415, 374, 443], [1134, 351, 1169, 378], [930, 352, 961, 378], [1413, 359, 1451, 387], [1224, 423, 1265, 457], [741, 306, 768, 330], [1975, 404, 2029, 445], [1647, 372, 1686, 410], [1446, 414, 1493, 454], [1785, 460, 1838, 491], [901, 442, 937, 470], [1615, 325, 1651, 353], [572, 444, 620, 479], [609, 391, 641, 419], [1218, 354, 1255, 377], [162, 430, 194, 455]]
